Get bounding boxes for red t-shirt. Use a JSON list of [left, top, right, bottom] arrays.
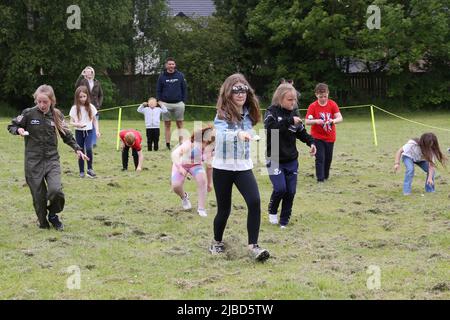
[[306, 99, 340, 142], [120, 129, 142, 151]]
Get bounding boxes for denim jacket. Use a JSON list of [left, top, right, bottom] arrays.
[[212, 107, 255, 171]]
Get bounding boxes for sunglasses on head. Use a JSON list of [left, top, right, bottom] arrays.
[[231, 85, 249, 94]]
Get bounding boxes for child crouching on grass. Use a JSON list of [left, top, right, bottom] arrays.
[[394, 132, 446, 195], [171, 126, 215, 217]]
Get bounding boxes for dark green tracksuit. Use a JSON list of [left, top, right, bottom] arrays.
[[7, 106, 81, 227]]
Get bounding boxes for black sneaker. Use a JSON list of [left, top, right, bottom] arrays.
[[86, 169, 96, 178], [209, 240, 225, 255], [166, 143, 171, 150], [248, 244, 270, 262], [48, 215, 64, 231], [121, 168, 127, 171]]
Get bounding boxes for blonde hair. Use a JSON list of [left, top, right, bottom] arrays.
[[82, 66, 95, 78], [216, 73, 261, 125], [124, 132, 136, 146], [34, 84, 56, 107], [147, 97, 158, 107], [190, 124, 215, 145], [33, 85, 67, 136], [271, 83, 297, 106]]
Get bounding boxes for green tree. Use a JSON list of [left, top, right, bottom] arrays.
[[0, 0, 134, 110], [159, 16, 239, 105], [215, 0, 450, 108], [133, 0, 170, 74]]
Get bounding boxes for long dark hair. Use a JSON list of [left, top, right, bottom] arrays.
[[74, 86, 94, 121], [413, 132, 447, 166], [216, 73, 261, 125]]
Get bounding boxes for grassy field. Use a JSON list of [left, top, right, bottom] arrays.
[[0, 110, 449, 300]]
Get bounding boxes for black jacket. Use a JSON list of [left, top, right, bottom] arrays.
[[264, 105, 314, 163]]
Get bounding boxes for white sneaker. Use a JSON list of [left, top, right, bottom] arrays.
[[197, 209, 207, 217], [269, 214, 278, 225], [181, 193, 192, 210]]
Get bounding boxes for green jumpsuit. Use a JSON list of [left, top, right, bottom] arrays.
[[8, 106, 81, 228]]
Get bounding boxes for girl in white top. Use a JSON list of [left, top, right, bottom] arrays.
[[394, 132, 446, 195], [69, 85, 101, 178]]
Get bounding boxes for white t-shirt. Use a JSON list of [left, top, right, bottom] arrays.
[[69, 104, 98, 131], [402, 140, 424, 162]]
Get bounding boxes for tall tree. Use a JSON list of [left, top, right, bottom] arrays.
[[215, 0, 450, 107], [0, 0, 134, 109], [133, 0, 170, 74], [159, 15, 239, 104]]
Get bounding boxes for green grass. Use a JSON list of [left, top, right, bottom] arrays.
[[0, 110, 449, 300]]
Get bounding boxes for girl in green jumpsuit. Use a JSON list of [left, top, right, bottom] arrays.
[[8, 85, 88, 230]]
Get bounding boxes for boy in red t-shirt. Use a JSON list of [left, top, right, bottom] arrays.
[[305, 83, 343, 182], [119, 129, 144, 171]]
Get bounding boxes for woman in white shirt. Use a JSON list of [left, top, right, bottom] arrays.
[[69, 86, 101, 178]]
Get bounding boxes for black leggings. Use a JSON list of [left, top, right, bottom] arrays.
[[213, 168, 261, 245]]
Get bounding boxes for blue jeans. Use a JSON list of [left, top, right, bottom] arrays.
[[267, 159, 298, 226], [75, 129, 94, 172], [402, 155, 434, 194]]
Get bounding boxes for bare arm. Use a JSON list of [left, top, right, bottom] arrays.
[[305, 118, 325, 125], [332, 112, 343, 124], [136, 150, 144, 171], [427, 163, 435, 185], [69, 116, 86, 128], [206, 165, 213, 192], [393, 147, 404, 172], [93, 116, 100, 137], [171, 144, 189, 176]]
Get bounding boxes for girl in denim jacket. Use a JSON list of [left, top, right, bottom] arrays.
[[209, 73, 270, 262]]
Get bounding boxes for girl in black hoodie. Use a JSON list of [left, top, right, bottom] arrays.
[[264, 84, 316, 228]]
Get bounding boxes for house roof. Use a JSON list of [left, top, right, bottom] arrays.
[[167, 0, 216, 17]]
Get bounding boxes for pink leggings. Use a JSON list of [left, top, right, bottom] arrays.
[[171, 164, 207, 210]]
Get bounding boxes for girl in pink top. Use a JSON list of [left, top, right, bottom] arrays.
[[171, 126, 215, 217]]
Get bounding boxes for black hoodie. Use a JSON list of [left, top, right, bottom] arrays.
[[264, 105, 314, 163]]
